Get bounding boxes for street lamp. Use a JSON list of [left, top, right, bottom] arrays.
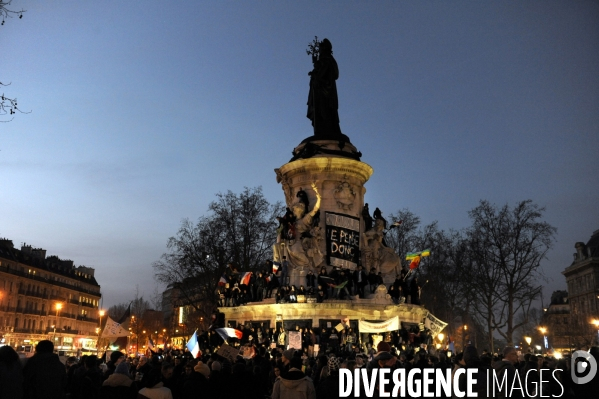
[[538, 327, 548, 352], [54, 303, 63, 346], [591, 320, 599, 344], [97, 309, 105, 350], [437, 333, 445, 350], [524, 336, 532, 352]]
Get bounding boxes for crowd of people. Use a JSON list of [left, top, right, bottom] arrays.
[[215, 263, 422, 307], [1, 335, 598, 399]]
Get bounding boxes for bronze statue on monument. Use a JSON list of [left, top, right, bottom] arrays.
[[306, 37, 350, 142], [291, 37, 360, 161]]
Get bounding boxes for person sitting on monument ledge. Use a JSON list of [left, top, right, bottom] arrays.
[[316, 285, 325, 303], [289, 285, 298, 303], [298, 285, 306, 296], [275, 286, 284, 304]]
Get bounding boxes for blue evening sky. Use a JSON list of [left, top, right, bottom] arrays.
[[2, 1, 598, 309]]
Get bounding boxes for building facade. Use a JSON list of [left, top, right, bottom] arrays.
[[0, 239, 102, 354], [542, 290, 572, 351], [561, 229, 599, 347]]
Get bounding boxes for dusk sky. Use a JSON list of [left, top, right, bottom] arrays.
[[2, 1, 598, 310]]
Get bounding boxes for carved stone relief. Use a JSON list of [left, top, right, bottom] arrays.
[[333, 176, 356, 211]]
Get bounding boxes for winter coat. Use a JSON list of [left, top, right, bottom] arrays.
[[23, 352, 67, 399], [100, 373, 136, 399], [271, 369, 316, 399], [0, 357, 23, 399]]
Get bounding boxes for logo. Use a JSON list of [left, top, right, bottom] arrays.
[[571, 350, 597, 385]]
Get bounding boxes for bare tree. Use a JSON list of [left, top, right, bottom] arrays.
[[1, 1, 27, 121], [153, 187, 283, 328], [385, 209, 422, 258], [467, 200, 556, 347]]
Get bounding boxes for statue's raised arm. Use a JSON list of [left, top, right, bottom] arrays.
[[308, 182, 321, 217]]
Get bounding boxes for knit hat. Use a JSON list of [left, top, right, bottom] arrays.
[[194, 361, 210, 378], [115, 362, 130, 376], [377, 342, 391, 352], [110, 351, 125, 363], [327, 356, 341, 372], [282, 349, 295, 361], [463, 345, 479, 364]]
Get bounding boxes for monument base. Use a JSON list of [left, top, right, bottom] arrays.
[[218, 285, 428, 334]]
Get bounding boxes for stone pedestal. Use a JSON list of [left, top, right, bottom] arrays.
[[219, 299, 427, 332], [217, 138, 435, 336], [274, 140, 373, 283]]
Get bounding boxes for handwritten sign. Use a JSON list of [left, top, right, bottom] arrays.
[[325, 212, 360, 270], [217, 343, 239, 362], [288, 331, 302, 350]]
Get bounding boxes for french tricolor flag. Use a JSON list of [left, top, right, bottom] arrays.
[[240, 272, 252, 286], [215, 327, 243, 341], [218, 274, 228, 286], [186, 331, 201, 358]]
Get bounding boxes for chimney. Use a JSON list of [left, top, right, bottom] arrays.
[[575, 242, 586, 261]]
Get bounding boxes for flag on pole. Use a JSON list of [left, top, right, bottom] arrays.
[[240, 272, 252, 286], [272, 262, 280, 274], [406, 249, 431, 269], [215, 327, 243, 341], [390, 220, 403, 229], [318, 276, 335, 285], [111, 304, 132, 350], [405, 249, 431, 260], [186, 331, 201, 358], [218, 274, 228, 286], [117, 304, 131, 324], [409, 255, 421, 270], [101, 316, 129, 338], [148, 338, 155, 351]]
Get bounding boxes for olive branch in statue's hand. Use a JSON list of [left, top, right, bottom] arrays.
[[306, 36, 320, 72], [306, 36, 320, 57]]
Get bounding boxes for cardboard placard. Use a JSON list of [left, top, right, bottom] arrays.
[[288, 331, 302, 350], [216, 343, 239, 362]]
